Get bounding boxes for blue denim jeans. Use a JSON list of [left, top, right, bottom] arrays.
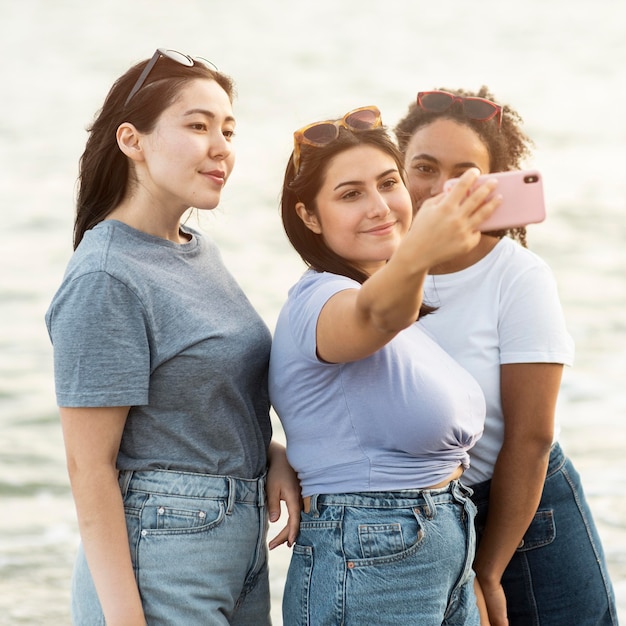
[[283, 480, 479, 626], [471, 443, 618, 626], [71, 469, 270, 626]]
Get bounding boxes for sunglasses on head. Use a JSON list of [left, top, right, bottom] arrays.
[[124, 48, 218, 107], [417, 91, 503, 127], [292, 105, 383, 175]]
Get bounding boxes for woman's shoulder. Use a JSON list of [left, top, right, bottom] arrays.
[[492, 237, 565, 306], [491, 236, 552, 275], [282, 271, 360, 337], [289, 270, 359, 299]]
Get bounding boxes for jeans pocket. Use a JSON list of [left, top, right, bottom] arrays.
[[517, 508, 555, 551], [346, 507, 425, 563], [358, 522, 406, 558], [283, 544, 313, 626], [140, 495, 226, 536]]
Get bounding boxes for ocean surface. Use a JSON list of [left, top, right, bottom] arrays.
[[1, 0, 625, 623]]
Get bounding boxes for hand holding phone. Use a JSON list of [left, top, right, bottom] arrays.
[[443, 169, 546, 231]]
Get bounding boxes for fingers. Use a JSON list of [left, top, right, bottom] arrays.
[[437, 168, 500, 232], [267, 500, 301, 550], [265, 483, 282, 524], [445, 167, 482, 202], [269, 525, 290, 550], [266, 484, 302, 549], [284, 495, 302, 546], [471, 192, 502, 229]]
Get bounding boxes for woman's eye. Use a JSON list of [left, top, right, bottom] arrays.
[[380, 178, 399, 190], [341, 189, 360, 201], [190, 122, 207, 131], [223, 129, 235, 139], [412, 164, 435, 175]]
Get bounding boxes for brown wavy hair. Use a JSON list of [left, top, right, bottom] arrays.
[[281, 124, 435, 317]]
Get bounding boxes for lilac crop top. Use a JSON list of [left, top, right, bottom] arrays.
[[268, 270, 485, 497]]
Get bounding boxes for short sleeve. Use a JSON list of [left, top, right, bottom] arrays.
[[287, 273, 359, 361], [46, 271, 151, 407], [499, 262, 575, 366]]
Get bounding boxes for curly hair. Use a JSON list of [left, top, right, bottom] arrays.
[[394, 86, 534, 247]]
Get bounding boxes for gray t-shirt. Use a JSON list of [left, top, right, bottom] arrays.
[[46, 220, 272, 478]]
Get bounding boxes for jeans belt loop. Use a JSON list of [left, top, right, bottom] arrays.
[[257, 474, 266, 507], [451, 478, 463, 498], [119, 469, 133, 497], [308, 494, 320, 517], [422, 489, 436, 520], [226, 476, 235, 515]]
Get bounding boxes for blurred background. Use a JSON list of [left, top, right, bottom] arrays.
[[0, 0, 624, 623]]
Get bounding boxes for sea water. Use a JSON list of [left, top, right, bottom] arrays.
[[1, 0, 625, 623]]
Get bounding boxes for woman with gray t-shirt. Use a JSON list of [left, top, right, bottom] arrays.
[[45, 49, 299, 626]]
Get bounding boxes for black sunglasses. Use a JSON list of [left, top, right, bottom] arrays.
[[124, 48, 218, 107]]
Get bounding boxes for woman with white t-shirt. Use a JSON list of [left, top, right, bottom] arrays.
[[395, 86, 617, 626]]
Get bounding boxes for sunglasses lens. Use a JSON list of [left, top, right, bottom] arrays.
[[345, 108, 379, 129], [161, 49, 194, 67], [194, 56, 219, 71], [463, 98, 498, 120], [419, 92, 454, 112], [302, 123, 339, 145]]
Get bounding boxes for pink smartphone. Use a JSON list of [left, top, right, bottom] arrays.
[[443, 169, 546, 231]]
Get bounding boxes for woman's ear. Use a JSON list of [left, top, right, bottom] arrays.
[[116, 122, 145, 162], [295, 202, 322, 234]]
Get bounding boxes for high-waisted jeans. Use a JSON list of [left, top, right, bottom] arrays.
[[283, 479, 479, 626], [471, 443, 618, 625], [71, 469, 270, 625]]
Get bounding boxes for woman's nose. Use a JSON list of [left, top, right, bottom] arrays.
[[431, 176, 447, 196], [209, 132, 231, 160], [370, 193, 391, 217]]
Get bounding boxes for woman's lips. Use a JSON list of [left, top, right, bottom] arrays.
[[363, 221, 396, 235], [201, 170, 226, 185]]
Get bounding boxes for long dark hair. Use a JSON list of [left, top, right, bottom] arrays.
[[281, 125, 435, 316], [74, 55, 235, 250], [394, 86, 534, 247]]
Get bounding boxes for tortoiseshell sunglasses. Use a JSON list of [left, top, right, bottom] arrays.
[[292, 105, 382, 174]]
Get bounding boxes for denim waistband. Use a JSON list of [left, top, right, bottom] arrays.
[[469, 442, 565, 503], [118, 469, 266, 507], [307, 479, 472, 513], [545, 441, 566, 476]]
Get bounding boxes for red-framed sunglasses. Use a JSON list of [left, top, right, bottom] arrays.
[[292, 105, 382, 174], [417, 91, 503, 127]]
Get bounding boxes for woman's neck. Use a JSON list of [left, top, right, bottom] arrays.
[[429, 234, 500, 275], [107, 200, 190, 243]]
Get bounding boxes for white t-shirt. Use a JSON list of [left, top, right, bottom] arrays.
[[419, 237, 574, 485]]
